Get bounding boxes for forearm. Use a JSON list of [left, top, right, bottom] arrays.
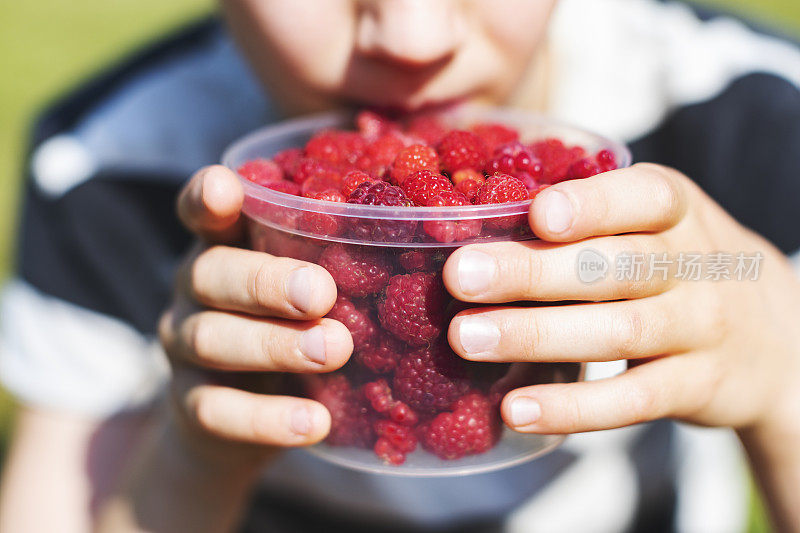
[[739, 395, 800, 533], [96, 413, 270, 533]]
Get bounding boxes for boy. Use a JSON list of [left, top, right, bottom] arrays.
[[1, 0, 799, 531]]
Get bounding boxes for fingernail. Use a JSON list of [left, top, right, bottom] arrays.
[[457, 250, 496, 295], [459, 316, 500, 356], [509, 397, 541, 426], [286, 267, 313, 313], [544, 190, 573, 234], [289, 406, 312, 435], [300, 326, 327, 364]]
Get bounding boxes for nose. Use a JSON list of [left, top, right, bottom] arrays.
[[356, 0, 465, 67]]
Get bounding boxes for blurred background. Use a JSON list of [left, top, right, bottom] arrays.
[[0, 1, 797, 530]]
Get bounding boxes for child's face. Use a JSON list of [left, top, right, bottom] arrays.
[[222, 0, 557, 113]]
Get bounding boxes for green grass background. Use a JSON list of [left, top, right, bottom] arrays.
[[0, 1, 797, 529]]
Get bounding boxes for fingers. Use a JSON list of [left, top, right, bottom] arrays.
[[501, 354, 715, 433], [160, 309, 353, 372], [448, 290, 717, 363], [443, 237, 676, 303], [530, 163, 690, 242], [179, 246, 337, 319], [177, 165, 245, 242], [183, 383, 331, 446]]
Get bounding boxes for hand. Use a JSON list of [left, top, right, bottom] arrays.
[[443, 163, 800, 435], [158, 166, 353, 466]]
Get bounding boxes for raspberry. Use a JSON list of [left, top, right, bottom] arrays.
[[308, 374, 374, 447], [299, 190, 346, 235], [374, 420, 418, 453], [273, 148, 303, 176], [476, 174, 528, 205], [265, 180, 301, 196], [318, 244, 393, 297], [357, 334, 405, 374], [486, 142, 543, 186], [325, 296, 378, 351], [341, 171, 377, 198], [378, 272, 445, 346], [290, 157, 342, 184], [469, 122, 519, 152], [374, 437, 407, 465], [530, 138, 582, 184], [528, 183, 550, 200], [423, 190, 482, 243], [356, 110, 397, 140], [568, 157, 602, 179], [300, 175, 340, 197], [389, 144, 439, 185], [596, 149, 618, 172], [363, 379, 419, 425], [476, 174, 529, 230], [451, 168, 485, 187], [393, 344, 470, 413], [304, 130, 366, 166], [406, 115, 447, 146], [238, 159, 283, 185], [455, 177, 482, 203], [401, 170, 454, 206], [396, 249, 447, 273], [356, 134, 406, 178], [260, 230, 323, 262], [421, 392, 499, 460], [347, 181, 417, 242], [437, 130, 489, 174]]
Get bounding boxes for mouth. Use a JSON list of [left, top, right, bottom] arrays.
[[345, 96, 471, 118]]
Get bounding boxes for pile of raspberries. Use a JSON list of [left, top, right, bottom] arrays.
[[238, 110, 617, 244], [240, 111, 617, 465]]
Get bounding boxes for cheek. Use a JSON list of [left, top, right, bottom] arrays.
[[476, 0, 556, 61], [226, 0, 356, 89]]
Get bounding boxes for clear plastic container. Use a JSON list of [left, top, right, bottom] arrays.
[[222, 108, 631, 476]]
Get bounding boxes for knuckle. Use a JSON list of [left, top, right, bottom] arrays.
[[623, 378, 660, 424], [518, 312, 543, 358], [248, 259, 278, 310], [249, 404, 277, 443], [158, 309, 175, 348], [189, 387, 219, 433], [187, 313, 217, 364], [613, 308, 644, 359], [638, 164, 687, 226], [520, 251, 543, 296], [258, 326, 287, 371]]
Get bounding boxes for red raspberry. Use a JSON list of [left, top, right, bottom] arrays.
[[325, 296, 378, 351], [396, 249, 447, 273], [374, 437, 407, 465], [393, 344, 470, 413], [476, 173, 529, 230], [437, 130, 489, 175], [374, 420, 418, 453], [356, 134, 406, 178], [318, 243, 393, 297], [423, 190, 482, 243], [356, 110, 397, 140], [389, 144, 439, 185], [299, 189, 346, 236], [378, 272, 445, 346], [300, 175, 340, 197], [486, 142, 543, 186], [357, 334, 405, 374], [341, 170, 377, 198], [308, 374, 374, 447], [273, 148, 303, 176], [290, 157, 342, 184], [455, 178, 482, 203], [347, 181, 417, 242], [237, 159, 283, 186], [265, 180, 301, 196], [476, 173, 528, 205], [258, 229, 323, 262], [528, 183, 550, 200], [596, 149, 618, 172], [451, 168, 485, 187], [401, 170, 454, 206], [363, 379, 419, 425], [304, 130, 366, 166], [406, 115, 447, 146], [469, 122, 519, 152], [421, 392, 499, 460], [568, 157, 602, 179], [530, 138, 582, 184]]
